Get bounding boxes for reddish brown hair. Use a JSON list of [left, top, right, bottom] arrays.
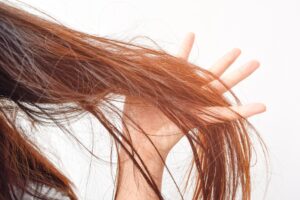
[[0, 2, 266, 200]]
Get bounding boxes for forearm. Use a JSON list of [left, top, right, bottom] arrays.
[[116, 145, 167, 200]]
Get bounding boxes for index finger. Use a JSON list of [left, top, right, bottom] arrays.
[[176, 32, 195, 60]]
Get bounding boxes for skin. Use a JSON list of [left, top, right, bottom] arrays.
[[117, 32, 266, 200]]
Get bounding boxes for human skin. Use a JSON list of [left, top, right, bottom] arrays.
[[116, 32, 266, 200]]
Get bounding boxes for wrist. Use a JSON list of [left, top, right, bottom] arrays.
[[118, 146, 166, 181]]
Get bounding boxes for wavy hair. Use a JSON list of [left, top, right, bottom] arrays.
[[0, 2, 266, 200]]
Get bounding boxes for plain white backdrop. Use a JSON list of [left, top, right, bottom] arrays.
[[7, 0, 300, 199]]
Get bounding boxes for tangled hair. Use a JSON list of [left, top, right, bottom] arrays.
[[0, 1, 266, 200]]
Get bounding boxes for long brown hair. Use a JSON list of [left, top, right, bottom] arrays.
[[0, 1, 266, 200]]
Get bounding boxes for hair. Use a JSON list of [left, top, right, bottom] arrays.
[[0, 1, 267, 200]]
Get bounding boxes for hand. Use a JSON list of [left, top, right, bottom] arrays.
[[121, 32, 266, 160]]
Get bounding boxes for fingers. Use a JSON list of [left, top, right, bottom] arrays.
[[208, 60, 260, 94], [208, 48, 241, 77], [176, 36, 266, 126], [199, 103, 266, 123], [176, 32, 195, 60], [151, 103, 267, 134]]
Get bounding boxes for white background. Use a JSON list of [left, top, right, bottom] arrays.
[[6, 0, 300, 199]]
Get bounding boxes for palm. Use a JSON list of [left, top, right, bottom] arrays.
[[122, 33, 266, 157]]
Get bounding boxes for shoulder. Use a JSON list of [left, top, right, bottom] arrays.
[[14, 185, 71, 200]]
